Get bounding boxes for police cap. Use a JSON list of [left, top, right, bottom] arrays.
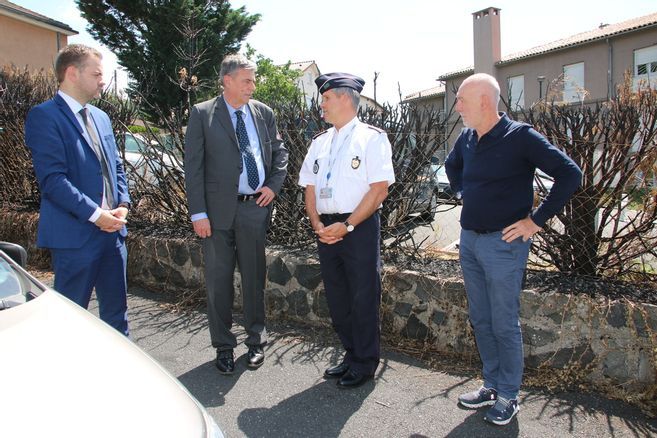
[[315, 72, 365, 94]]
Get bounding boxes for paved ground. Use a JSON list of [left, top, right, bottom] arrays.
[[123, 287, 656, 438]]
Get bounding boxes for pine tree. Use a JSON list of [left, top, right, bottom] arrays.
[[77, 0, 260, 120]]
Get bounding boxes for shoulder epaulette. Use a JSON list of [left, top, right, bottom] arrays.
[[365, 124, 385, 134], [313, 129, 329, 139]]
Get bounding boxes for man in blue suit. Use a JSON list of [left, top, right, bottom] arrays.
[[25, 44, 131, 335]]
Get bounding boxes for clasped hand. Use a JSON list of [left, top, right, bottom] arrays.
[[95, 207, 128, 233], [313, 221, 346, 245]]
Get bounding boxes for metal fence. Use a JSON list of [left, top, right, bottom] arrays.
[[2, 67, 657, 286]]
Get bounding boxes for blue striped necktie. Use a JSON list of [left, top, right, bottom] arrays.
[[235, 110, 260, 191]]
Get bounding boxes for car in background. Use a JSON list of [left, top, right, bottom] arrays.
[[433, 164, 461, 203], [122, 132, 181, 186], [0, 242, 224, 438], [403, 160, 460, 223], [534, 169, 554, 192]]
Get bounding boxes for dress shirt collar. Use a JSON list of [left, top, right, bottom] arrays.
[[58, 90, 88, 116], [223, 97, 249, 119], [334, 116, 359, 134]]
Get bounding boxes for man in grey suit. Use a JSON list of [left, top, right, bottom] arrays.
[[184, 54, 288, 375]]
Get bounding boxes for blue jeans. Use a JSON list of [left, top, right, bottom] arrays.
[[459, 229, 530, 400]]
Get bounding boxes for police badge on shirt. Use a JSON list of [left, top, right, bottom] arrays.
[[351, 156, 361, 169]]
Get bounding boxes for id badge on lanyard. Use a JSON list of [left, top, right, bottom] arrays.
[[322, 125, 355, 200], [319, 187, 333, 199]]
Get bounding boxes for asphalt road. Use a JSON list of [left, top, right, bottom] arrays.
[[123, 287, 656, 438]]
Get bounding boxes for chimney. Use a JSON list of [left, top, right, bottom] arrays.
[[472, 7, 501, 76]]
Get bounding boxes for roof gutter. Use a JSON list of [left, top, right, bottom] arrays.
[[0, 4, 77, 36]]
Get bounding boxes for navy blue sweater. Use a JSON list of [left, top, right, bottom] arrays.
[[445, 113, 582, 231]]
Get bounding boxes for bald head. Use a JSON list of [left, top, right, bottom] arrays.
[[461, 73, 501, 109], [455, 73, 502, 136]]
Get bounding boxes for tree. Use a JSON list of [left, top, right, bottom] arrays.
[[77, 0, 260, 119], [245, 46, 303, 107]]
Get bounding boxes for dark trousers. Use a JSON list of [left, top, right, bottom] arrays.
[[203, 199, 270, 351], [51, 231, 128, 335], [318, 212, 382, 375]]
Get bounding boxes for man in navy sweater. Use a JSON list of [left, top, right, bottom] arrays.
[[445, 73, 581, 426]]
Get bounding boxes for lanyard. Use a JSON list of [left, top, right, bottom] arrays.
[[325, 124, 356, 187]]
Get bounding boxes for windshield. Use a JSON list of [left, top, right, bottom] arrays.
[[124, 134, 147, 153], [0, 258, 21, 298], [0, 253, 46, 309]]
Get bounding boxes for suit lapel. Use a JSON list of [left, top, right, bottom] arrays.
[[55, 95, 117, 202], [54, 94, 85, 138], [214, 96, 239, 150], [55, 94, 99, 158], [87, 107, 117, 187], [247, 101, 270, 168]]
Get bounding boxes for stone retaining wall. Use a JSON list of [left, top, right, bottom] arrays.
[[1, 213, 654, 391], [127, 235, 656, 390]]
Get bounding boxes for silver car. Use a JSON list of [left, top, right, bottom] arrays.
[[0, 243, 223, 438]]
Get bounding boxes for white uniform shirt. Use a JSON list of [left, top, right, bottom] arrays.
[[298, 117, 395, 214]]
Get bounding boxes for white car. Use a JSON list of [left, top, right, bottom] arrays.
[[0, 243, 223, 438], [123, 132, 181, 186], [534, 169, 554, 192]]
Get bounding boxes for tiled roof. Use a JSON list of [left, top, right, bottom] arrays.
[[404, 84, 445, 102], [438, 10, 657, 79], [288, 60, 316, 72], [0, 0, 77, 34], [438, 67, 474, 81], [499, 11, 657, 65]]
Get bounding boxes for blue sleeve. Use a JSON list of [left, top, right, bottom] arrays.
[[524, 128, 582, 226]]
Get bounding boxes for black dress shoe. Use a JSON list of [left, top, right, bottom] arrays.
[[247, 346, 265, 369], [337, 369, 372, 389], [324, 362, 349, 379], [216, 350, 234, 375]]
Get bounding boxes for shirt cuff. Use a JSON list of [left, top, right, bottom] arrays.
[[88, 207, 103, 223], [191, 212, 208, 222]]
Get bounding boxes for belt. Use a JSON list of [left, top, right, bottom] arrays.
[[468, 229, 500, 234], [237, 193, 260, 202], [320, 212, 352, 222]]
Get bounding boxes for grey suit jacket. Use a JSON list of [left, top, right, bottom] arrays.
[[184, 96, 288, 230]]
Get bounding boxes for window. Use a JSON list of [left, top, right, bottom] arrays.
[[563, 62, 585, 103], [634, 45, 657, 88], [507, 75, 524, 110]]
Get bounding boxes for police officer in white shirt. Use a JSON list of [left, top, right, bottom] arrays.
[[299, 72, 395, 389]]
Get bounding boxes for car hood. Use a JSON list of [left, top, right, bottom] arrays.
[[0, 290, 216, 438]]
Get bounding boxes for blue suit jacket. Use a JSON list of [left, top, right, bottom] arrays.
[[25, 94, 130, 249]]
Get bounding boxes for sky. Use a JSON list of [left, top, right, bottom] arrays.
[[12, 0, 657, 104]]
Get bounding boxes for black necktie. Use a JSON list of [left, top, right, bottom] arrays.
[[235, 110, 260, 191], [80, 108, 114, 208]]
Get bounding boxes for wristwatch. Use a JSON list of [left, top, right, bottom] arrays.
[[343, 221, 354, 233]]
